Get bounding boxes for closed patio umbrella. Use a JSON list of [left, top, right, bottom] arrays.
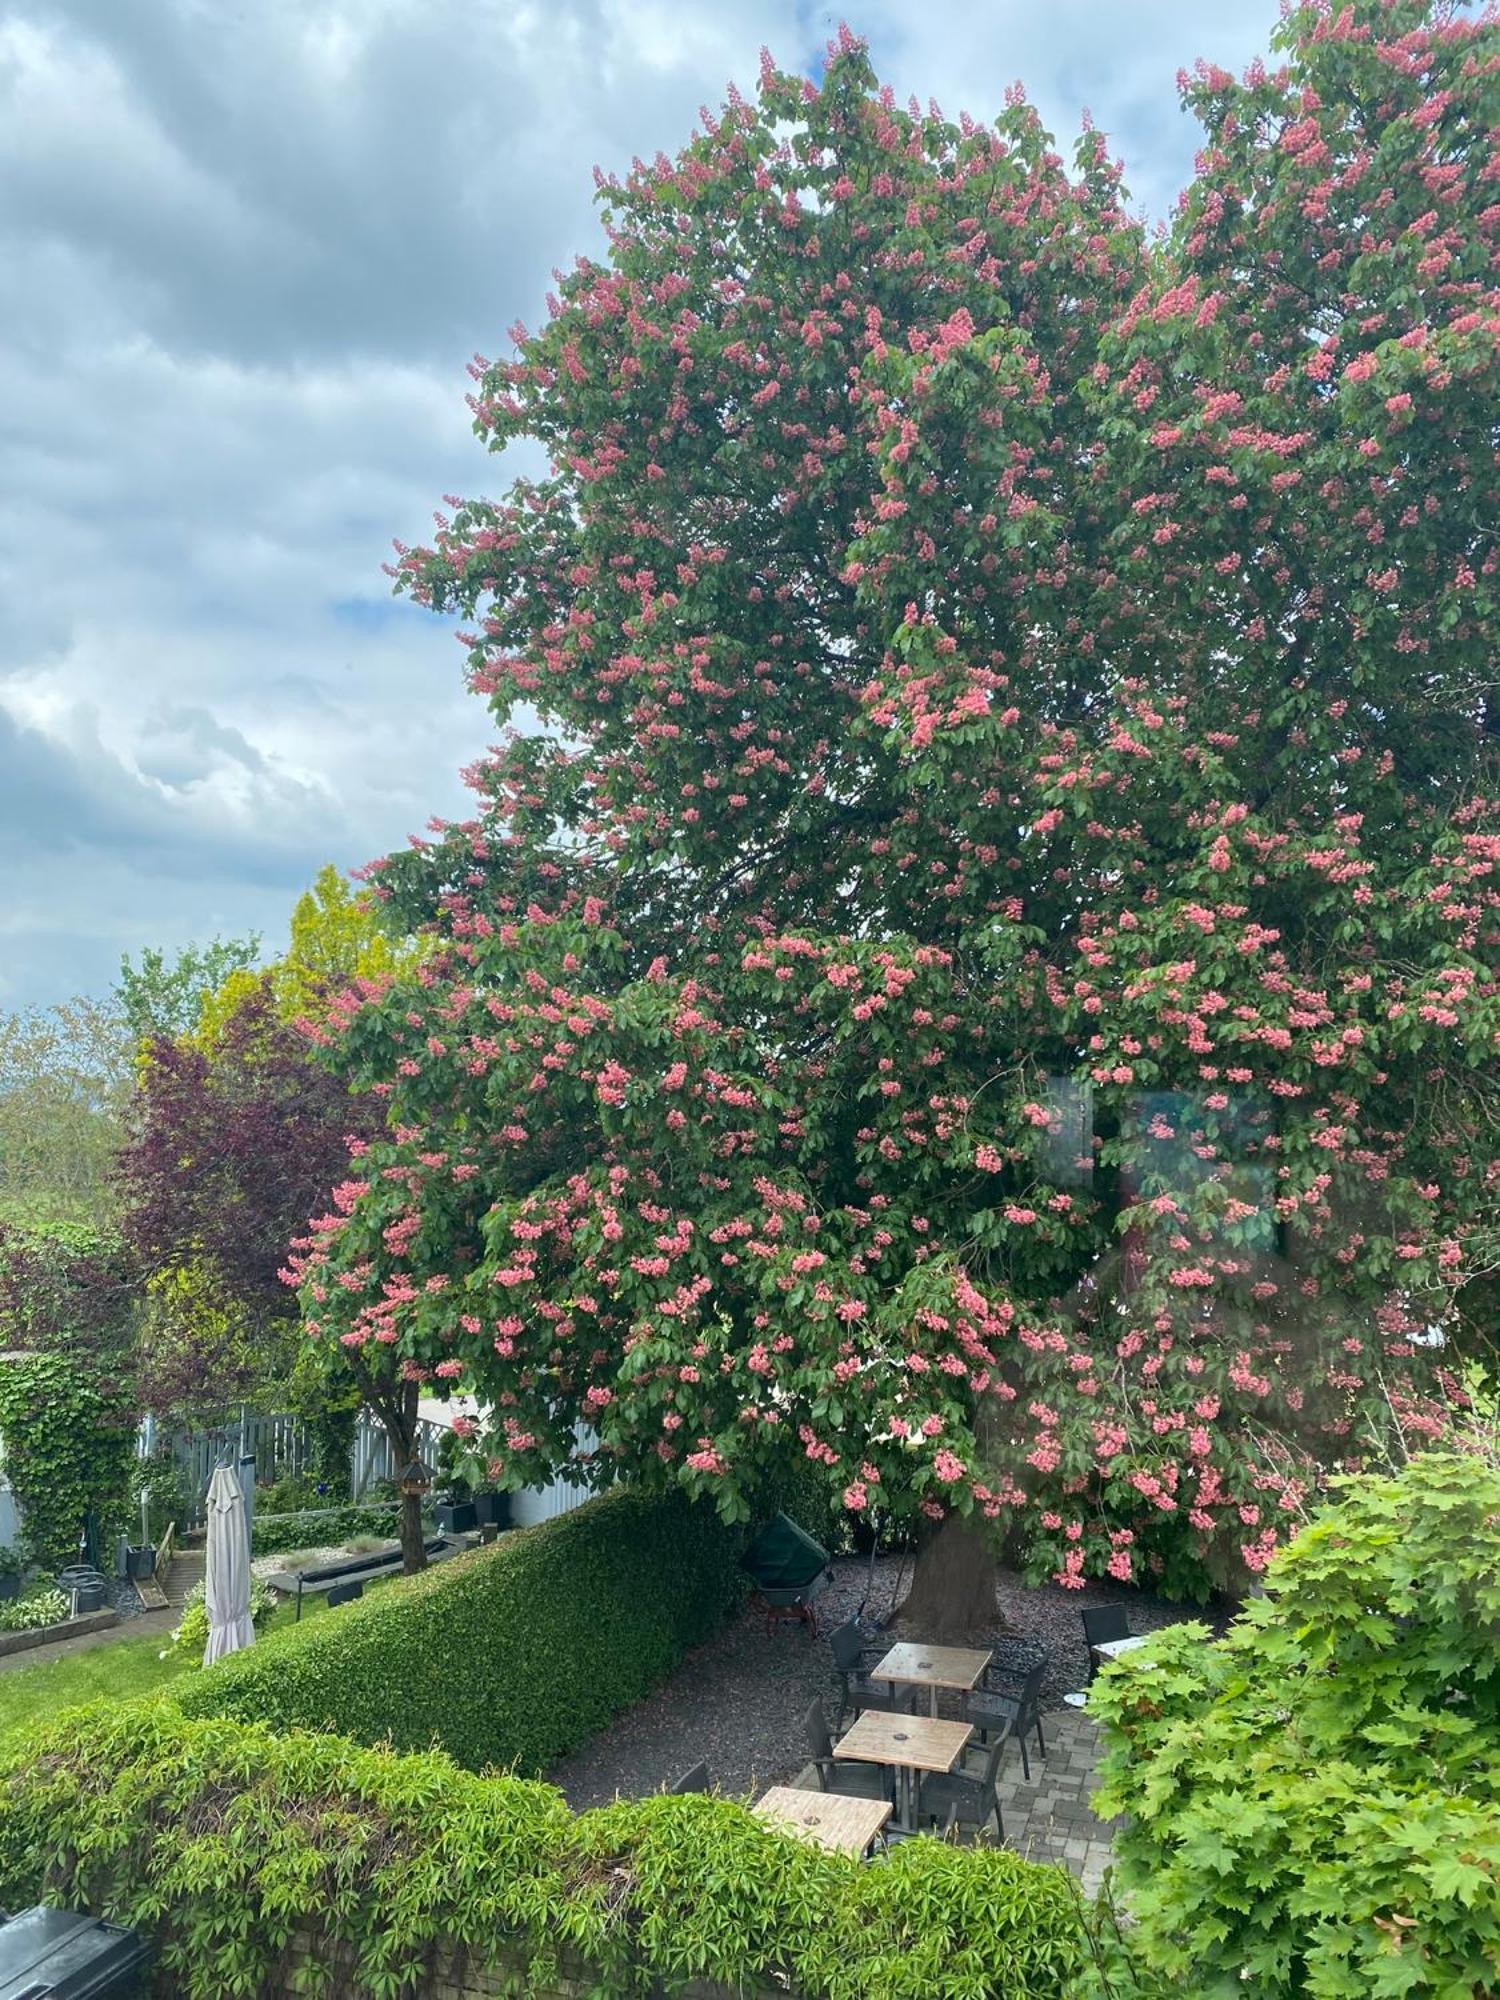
[[203, 1462, 254, 1664]]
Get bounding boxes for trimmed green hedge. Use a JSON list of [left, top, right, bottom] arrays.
[[0, 1702, 1087, 1999], [177, 1486, 746, 1772]]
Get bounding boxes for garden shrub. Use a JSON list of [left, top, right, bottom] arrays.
[[0, 1701, 1086, 1998], [175, 1486, 747, 1772], [0, 1587, 69, 1634], [249, 1502, 416, 1557], [130, 1450, 196, 1547], [164, 1577, 279, 1661], [1091, 1451, 1500, 1998]]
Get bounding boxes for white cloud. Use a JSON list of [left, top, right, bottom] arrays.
[[0, 0, 1284, 1005]]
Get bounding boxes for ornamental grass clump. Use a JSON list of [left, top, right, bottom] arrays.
[[1090, 1450, 1500, 1998]]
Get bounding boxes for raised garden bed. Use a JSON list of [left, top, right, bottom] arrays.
[[0, 1608, 119, 1660], [263, 1534, 470, 1620]]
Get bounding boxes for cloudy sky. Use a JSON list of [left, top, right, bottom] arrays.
[[2, 0, 1283, 1009]]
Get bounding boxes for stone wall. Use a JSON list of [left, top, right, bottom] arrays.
[[153, 1928, 782, 1999], [0, 1606, 118, 1659]]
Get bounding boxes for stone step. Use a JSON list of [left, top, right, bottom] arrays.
[[160, 1546, 206, 1607]]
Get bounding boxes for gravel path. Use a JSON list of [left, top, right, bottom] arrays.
[[250, 1543, 369, 1582], [107, 1578, 147, 1620], [549, 1553, 1228, 1810]]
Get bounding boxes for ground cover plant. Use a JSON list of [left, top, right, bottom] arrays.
[[1090, 1448, 1500, 1996], [285, 0, 1499, 1622], [0, 1700, 1088, 1999], [0, 1588, 70, 1635]]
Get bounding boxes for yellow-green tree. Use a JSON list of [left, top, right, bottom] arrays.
[[195, 867, 413, 1048]]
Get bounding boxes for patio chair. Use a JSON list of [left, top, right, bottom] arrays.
[[966, 1660, 1047, 1780], [1081, 1605, 1132, 1684], [667, 1761, 711, 1794], [916, 1721, 1011, 1842], [803, 1699, 894, 1804], [829, 1618, 910, 1728]]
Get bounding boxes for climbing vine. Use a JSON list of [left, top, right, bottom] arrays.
[[0, 1355, 135, 1569]]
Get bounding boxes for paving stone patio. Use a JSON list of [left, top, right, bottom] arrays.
[[792, 1704, 1118, 1893], [992, 1708, 1120, 1896]]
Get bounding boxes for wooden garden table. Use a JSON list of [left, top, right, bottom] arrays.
[[832, 1711, 973, 1831], [754, 1786, 891, 1857], [868, 1642, 993, 1717]]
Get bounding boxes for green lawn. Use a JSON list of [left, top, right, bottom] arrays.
[[0, 1588, 375, 1759], [0, 1625, 197, 1754]]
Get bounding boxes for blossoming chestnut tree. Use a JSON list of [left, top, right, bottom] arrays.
[[291, 1, 1498, 1623]]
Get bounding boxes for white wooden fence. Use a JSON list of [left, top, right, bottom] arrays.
[[0, 1405, 596, 1551], [146, 1407, 594, 1527]]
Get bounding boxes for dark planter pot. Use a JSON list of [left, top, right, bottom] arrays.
[[0, 1572, 20, 1603], [125, 1545, 157, 1582], [55, 1567, 107, 1615], [471, 1491, 511, 1529], [435, 1499, 478, 1535]]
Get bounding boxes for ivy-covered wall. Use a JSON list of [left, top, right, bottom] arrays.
[[0, 1222, 138, 1566], [0, 1355, 136, 1568]]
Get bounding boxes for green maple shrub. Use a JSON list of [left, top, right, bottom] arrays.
[[0, 1703, 1085, 2000], [130, 1450, 195, 1548], [175, 1486, 746, 1771], [1090, 1450, 1500, 1997]]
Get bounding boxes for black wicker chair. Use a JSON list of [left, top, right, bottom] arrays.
[[829, 1618, 910, 1728], [916, 1721, 1012, 1842], [1081, 1605, 1133, 1684], [667, 1761, 711, 1794], [803, 1698, 894, 1803], [966, 1659, 1047, 1779], [980, 1635, 1050, 1693]]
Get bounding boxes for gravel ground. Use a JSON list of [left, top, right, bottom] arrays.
[[250, 1544, 368, 1582], [549, 1553, 1230, 1810], [107, 1577, 146, 1620]]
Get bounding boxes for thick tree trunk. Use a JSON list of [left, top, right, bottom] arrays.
[[894, 1511, 1001, 1640], [377, 1379, 427, 1576], [346, 1355, 427, 1576], [397, 1479, 427, 1576]]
